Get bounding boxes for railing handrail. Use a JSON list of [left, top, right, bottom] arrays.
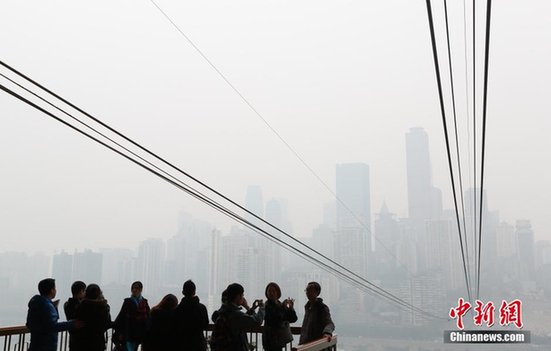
[[205, 324, 302, 334], [0, 324, 303, 336], [292, 335, 338, 351], [1, 325, 338, 351], [0, 325, 28, 337]]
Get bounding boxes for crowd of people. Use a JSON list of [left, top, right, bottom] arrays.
[[25, 278, 335, 351]]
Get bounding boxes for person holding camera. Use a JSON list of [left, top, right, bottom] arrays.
[[262, 282, 298, 351], [210, 283, 265, 351]]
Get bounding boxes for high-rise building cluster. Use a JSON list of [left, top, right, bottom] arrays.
[[1, 127, 549, 332]]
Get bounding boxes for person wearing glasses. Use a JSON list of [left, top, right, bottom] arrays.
[[298, 281, 334, 345]]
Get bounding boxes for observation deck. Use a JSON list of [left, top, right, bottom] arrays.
[[0, 324, 337, 351]]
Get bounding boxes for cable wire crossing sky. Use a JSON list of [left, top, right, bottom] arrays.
[[1, 1, 551, 345]]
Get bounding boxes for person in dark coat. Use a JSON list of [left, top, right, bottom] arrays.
[[72, 284, 112, 351], [298, 282, 334, 345], [64, 281, 86, 350], [173, 280, 209, 351], [211, 289, 228, 323], [114, 281, 150, 351], [211, 283, 265, 351], [26, 278, 77, 351], [144, 293, 178, 350], [262, 282, 298, 351], [64, 281, 86, 320]]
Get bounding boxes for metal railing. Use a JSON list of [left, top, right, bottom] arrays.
[[1, 326, 117, 351], [292, 336, 338, 351], [1, 326, 28, 351], [1, 325, 336, 351]]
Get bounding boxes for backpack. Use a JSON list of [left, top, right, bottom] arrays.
[[209, 312, 234, 351]]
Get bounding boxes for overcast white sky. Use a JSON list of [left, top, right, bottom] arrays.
[[1, 0, 550, 253]]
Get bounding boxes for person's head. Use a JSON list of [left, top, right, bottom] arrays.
[[182, 280, 196, 297], [305, 281, 321, 301], [38, 278, 56, 299], [153, 294, 178, 311], [225, 283, 245, 305], [85, 284, 102, 300], [265, 282, 281, 302], [71, 281, 86, 300], [131, 281, 143, 298], [220, 289, 228, 304]]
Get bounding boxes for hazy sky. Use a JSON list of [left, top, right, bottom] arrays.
[[1, 0, 550, 253]]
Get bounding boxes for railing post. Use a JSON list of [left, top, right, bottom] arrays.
[[18, 333, 24, 351], [1, 324, 325, 351]]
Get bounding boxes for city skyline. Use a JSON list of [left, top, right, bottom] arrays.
[[1, 1, 551, 256], [1, 127, 548, 332], [2, 2, 550, 348], [0, 183, 547, 335], [0, 123, 543, 257]]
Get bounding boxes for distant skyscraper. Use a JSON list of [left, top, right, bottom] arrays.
[[463, 188, 499, 284], [166, 213, 213, 294], [464, 188, 489, 226], [265, 198, 291, 233], [209, 229, 222, 307], [405, 128, 444, 273], [406, 127, 432, 220], [405, 127, 442, 221], [0, 252, 29, 290], [496, 222, 516, 259], [536, 240, 551, 268], [52, 251, 73, 296], [73, 250, 102, 284], [336, 163, 371, 233], [218, 227, 260, 295], [516, 220, 535, 282], [264, 198, 288, 281], [241, 187, 286, 295], [409, 272, 446, 326], [99, 248, 134, 286], [425, 219, 461, 291], [373, 202, 401, 271], [311, 224, 334, 259], [494, 220, 519, 282], [396, 219, 418, 274], [245, 185, 264, 224], [334, 163, 371, 322], [323, 202, 337, 229], [137, 239, 165, 293]]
